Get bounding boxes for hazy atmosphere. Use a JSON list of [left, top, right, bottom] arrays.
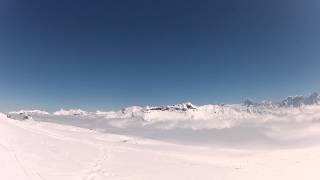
[[1, 1, 320, 180]]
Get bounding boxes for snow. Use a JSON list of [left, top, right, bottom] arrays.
[[90, 103, 320, 131], [280, 92, 319, 107], [53, 109, 88, 116], [1, 111, 320, 180], [9, 110, 50, 116], [1, 93, 320, 179]]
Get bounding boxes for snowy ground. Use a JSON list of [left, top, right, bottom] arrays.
[[1, 103, 320, 180]]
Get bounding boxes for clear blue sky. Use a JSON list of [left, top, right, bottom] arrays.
[[0, 0, 320, 111]]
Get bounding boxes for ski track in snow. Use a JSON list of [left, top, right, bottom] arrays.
[[3, 119, 126, 180], [1, 112, 320, 180]]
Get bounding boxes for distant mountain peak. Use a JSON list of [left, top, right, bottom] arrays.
[[280, 92, 320, 107], [148, 102, 197, 112]]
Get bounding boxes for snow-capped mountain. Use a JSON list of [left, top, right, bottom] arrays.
[[9, 110, 50, 115], [6, 92, 320, 130], [7, 110, 49, 120], [147, 102, 197, 111], [243, 92, 320, 108], [280, 92, 320, 107], [3, 98, 320, 180]]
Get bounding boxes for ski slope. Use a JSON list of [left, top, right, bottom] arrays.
[[1, 93, 320, 179], [1, 109, 320, 180]]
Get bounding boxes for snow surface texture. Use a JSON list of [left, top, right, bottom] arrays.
[[1, 92, 320, 179]]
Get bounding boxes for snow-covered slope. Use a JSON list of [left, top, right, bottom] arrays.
[[1, 93, 320, 179], [1, 112, 320, 180], [3, 93, 320, 148]]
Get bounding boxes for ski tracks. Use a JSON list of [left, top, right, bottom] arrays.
[[82, 144, 135, 180]]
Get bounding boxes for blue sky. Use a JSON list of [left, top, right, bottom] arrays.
[[0, 0, 320, 111]]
